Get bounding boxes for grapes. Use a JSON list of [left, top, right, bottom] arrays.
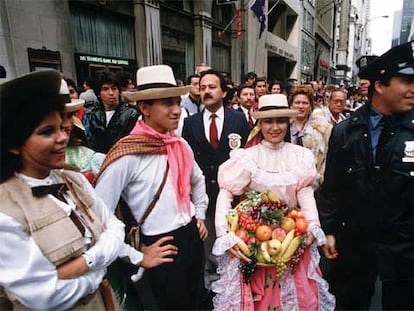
[[275, 258, 287, 278], [286, 245, 306, 274], [239, 259, 257, 284]]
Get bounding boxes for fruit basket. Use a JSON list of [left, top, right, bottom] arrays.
[[226, 190, 309, 282]]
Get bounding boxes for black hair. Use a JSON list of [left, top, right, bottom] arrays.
[[223, 87, 237, 106], [64, 77, 77, 90], [245, 72, 257, 81], [1, 93, 65, 182], [186, 74, 200, 85], [268, 80, 283, 93], [92, 69, 121, 97], [253, 77, 267, 88], [115, 71, 134, 89], [237, 84, 255, 97], [199, 69, 227, 92]]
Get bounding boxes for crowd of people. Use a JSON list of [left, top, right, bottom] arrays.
[[0, 41, 413, 310]]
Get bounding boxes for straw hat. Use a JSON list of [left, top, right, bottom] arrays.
[[252, 94, 298, 119], [122, 65, 191, 102], [59, 79, 85, 112]]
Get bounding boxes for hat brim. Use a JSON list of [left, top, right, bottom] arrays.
[[65, 99, 85, 112], [122, 86, 191, 102], [252, 109, 298, 119]]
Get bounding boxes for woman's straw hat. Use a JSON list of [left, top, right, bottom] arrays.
[[252, 94, 298, 119]]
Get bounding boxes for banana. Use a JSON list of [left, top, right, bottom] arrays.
[[261, 192, 269, 201], [226, 210, 239, 232], [237, 250, 252, 263], [236, 236, 251, 257], [280, 229, 295, 256], [281, 237, 302, 262], [266, 190, 280, 203], [260, 241, 271, 263]]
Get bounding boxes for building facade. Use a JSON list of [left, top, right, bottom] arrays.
[[314, 0, 337, 83], [0, 0, 304, 85]]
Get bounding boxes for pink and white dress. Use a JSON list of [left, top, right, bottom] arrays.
[[212, 140, 335, 311]]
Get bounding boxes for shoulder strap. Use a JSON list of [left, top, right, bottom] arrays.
[[138, 162, 169, 226]]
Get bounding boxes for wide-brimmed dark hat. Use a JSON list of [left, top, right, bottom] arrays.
[[356, 55, 378, 79], [360, 41, 414, 80], [1, 70, 63, 149], [122, 65, 191, 102]]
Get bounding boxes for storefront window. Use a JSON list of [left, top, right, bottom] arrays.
[[70, 6, 134, 59]]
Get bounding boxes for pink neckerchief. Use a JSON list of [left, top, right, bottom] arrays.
[[130, 120, 192, 216]]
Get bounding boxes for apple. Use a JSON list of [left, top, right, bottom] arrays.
[[82, 170, 95, 183], [246, 236, 257, 246], [267, 239, 282, 256], [271, 228, 286, 241], [281, 217, 296, 233], [235, 229, 249, 243]]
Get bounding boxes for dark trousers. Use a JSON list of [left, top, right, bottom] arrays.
[[327, 231, 378, 310], [382, 280, 414, 310], [139, 218, 204, 310]]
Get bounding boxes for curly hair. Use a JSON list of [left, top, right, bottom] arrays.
[[288, 85, 314, 107]]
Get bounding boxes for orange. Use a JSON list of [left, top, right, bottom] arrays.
[[295, 218, 309, 233], [255, 225, 272, 241]]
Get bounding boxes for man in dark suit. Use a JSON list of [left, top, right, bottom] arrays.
[[236, 84, 256, 128], [182, 69, 250, 304]]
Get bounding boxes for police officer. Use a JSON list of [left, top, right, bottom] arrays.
[[320, 41, 414, 310]]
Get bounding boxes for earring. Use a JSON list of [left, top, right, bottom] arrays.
[[8, 148, 19, 155]]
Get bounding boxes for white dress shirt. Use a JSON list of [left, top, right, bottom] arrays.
[[203, 106, 224, 143], [0, 171, 129, 310], [95, 140, 208, 236]]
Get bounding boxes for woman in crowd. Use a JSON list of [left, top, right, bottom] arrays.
[[269, 80, 284, 94], [288, 85, 332, 188], [0, 70, 176, 310], [212, 94, 334, 310], [60, 79, 106, 181]]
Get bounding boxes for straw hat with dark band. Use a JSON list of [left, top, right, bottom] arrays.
[[122, 65, 191, 102], [252, 94, 298, 119]]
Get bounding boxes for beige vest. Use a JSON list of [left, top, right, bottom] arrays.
[[0, 170, 115, 310]]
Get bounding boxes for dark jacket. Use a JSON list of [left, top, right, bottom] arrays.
[[374, 106, 414, 281], [85, 101, 139, 154], [319, 104, 414, 281], [319, 104, 376, 236], [182, 108, 250, 219]]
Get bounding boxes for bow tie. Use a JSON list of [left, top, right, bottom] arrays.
[[32, 183, 69, 203]]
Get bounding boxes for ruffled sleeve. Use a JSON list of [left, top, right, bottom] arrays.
[[217, 149, 255, 196], [292, 146, 320, 226], [215, 149, 253, 237]]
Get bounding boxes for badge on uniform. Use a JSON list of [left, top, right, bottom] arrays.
[[402, 141, 414, 163], [228, 133, 242, 150]]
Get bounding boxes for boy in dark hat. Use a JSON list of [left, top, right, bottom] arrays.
[[320, 41, 414, 309]]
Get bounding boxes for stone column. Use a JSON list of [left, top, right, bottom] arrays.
[[133, 0, 162, 67], [193, 1, 213, 70]]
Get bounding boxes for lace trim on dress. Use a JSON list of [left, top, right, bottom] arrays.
[[308, 223, 327, 247], [308, 244, 336, 311], [212, 232, 237, 256], [280, 270, 300, 311], [212, 255, 242, 311]]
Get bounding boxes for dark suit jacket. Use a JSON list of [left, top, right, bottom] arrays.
[[182, 108, 250, 220]]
